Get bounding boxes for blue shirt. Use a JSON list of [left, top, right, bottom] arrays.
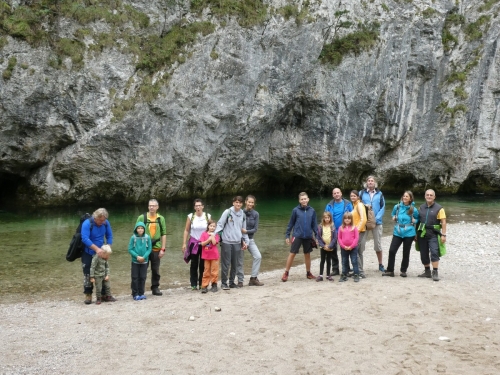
[[325, 199, 353, 229], [81, 218, 113, 255]]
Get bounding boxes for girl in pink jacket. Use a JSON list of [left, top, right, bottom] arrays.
[[337, 212, 360, 283]]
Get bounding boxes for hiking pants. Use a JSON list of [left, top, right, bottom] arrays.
[[131, 262, 148, 297], [386, 236, 413, 273], [149, 250, 161, 290], [189, 244, 204, 288], [202, 259, 219, 288]]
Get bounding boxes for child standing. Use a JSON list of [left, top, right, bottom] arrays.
[[90, 244, 113, 305], [282, 192, 318, 282], [128, 222, 152, 301], [316, 212, 337, 282], [200, 220, 221, 293], [337, 212, 360, 283]]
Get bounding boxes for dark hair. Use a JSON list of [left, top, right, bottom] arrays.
[[233, 196, 244, 203], [206, 219, 216, 231], [350, 190, 360, 199], [194, 198, 204, 205]]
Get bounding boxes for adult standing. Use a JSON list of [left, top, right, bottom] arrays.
[[137, 199, 167, 296], [325, 188, 353, 275], [415, 189, 447, 281], [215, 196, 249, 290], [382, 191, 419, 278], [81, 208, 114, 305], [359, 176, 386, 273], [182, 199, 211, 290], [242, 195, 264, 286], [350, 190, 367, 276]]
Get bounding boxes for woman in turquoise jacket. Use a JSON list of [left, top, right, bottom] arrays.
[[129, 222, 152, 300], [382, 191, 419, 277]]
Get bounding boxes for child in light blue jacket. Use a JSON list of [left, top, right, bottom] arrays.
[[129, 222, 152, 300]]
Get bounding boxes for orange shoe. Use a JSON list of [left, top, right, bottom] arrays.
[[281, 271, 289, 282]]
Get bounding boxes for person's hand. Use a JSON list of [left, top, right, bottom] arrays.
[[345, 246, 350, 250], [104, 275, 109, 281], [241, 228, 247, 234], [181, 244, 186, 253], [392, 216, 396, 221], [137, 256, 144, 263], [285, 238, 290, 245], [90, 278, 95, 283], [159, 249, 165, 258], [242, 243, 248, 250], [441, 236, 447, 244], [97, 248, 107, 259]]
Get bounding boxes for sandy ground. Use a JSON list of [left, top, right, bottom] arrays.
[[1, 223, 500, 375]]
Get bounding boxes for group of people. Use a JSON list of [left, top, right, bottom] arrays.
[[78, 176, 447, 304], [281, 176, 446, 284]]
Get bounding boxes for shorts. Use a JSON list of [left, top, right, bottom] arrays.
[[290, 238, 313, 254]]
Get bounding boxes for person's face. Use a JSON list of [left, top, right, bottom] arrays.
[[136, 226, 145, 236], [148, 201, 159, 214], [245, 198, 255, 210], [402, 193, 411, 205], [299, 195, 309, 207], [194, 202, 204, 213], [332, 189, 342, 201], [208, 223, 216, 232], [323, 215, 331, 223], [367, 178, 376, 190], [233, 200, 242, 210], [425, 190, 435, 205], [344, 217, 351, 225], [350, 193, 358, 203], [94, 216, 106, 226]]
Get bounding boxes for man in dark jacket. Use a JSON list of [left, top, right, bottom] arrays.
[[282, 192, 318, 282]]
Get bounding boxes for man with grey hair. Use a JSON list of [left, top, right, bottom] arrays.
[[359, 176, 385, 277], [81, 208, 114, 305], [137, 199, 167, 296], [415, 189, 447, 281]]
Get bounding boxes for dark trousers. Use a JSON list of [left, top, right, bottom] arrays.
[[330, 246, 340, 273], [131, 262, 148, 297], [320, 249, 334, 276], [81, 252, 105, 295], [189, 244, 204, 288], [341, 247, 359, 275], [387, 236, 414, 272], [149, 251, 161, 290], [417, 235, 440, 264]]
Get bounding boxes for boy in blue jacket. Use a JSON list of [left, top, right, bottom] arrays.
[[282, 192, 318, 282], [129, 222, 152, 300]]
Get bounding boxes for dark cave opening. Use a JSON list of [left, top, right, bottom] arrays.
[[0, 173, 24, 209]]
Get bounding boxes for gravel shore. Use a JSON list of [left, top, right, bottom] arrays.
[[2, 223, 500, 374]]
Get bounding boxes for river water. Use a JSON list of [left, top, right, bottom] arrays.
[[1, 194, 498, 303]]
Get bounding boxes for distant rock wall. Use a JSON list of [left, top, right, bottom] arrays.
[[1, 0, 499, 206]]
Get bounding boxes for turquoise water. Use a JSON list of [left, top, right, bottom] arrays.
[[0, 194, 498, 303]]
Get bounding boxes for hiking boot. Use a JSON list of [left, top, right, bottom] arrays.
[[237, 282, 243, 288], [418, 269, 432, 278], [382, 271, 395, 277], [84, 294, 92, 305], [281, 271, 289, 282], [211, 284, 218, 292], [326, 275, 334, 281], [249, 277, 264, 286], [229, 283, 237, 288], [432, 269, 440, 281], [379, 264, 386, 272], [102, 295, 117, 302], [316, 276, 323, 282], [152, 288, 163, 296], [201, 287, 208, 294], [221, 284, 230, 290], [339, 275, 348, 282], [353, 274, 360, 282], [359, 273, 366, 279], [400, 272, 407, 278], [331, 269, 340, 276], [139, 295, 147, 300], [133, 295, 141, 301], [191, 286, 198, 291], [306, 272, 316, 280], [96, 297, 101, 305]]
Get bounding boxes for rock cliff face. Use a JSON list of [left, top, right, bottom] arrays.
[[1, 0, 499, 207]]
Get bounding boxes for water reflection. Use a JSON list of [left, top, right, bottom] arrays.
[[1, 194, 498, 303]]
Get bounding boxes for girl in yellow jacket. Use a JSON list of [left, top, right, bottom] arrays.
[[350, 190, 367, 278]]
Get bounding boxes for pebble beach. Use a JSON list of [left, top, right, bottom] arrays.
[[1, 223, 500, 374]]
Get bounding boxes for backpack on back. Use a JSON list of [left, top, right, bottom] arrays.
[[363, 204, 376, 230], [66, 213, 93, 262], [142, 212, 164, 246]]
